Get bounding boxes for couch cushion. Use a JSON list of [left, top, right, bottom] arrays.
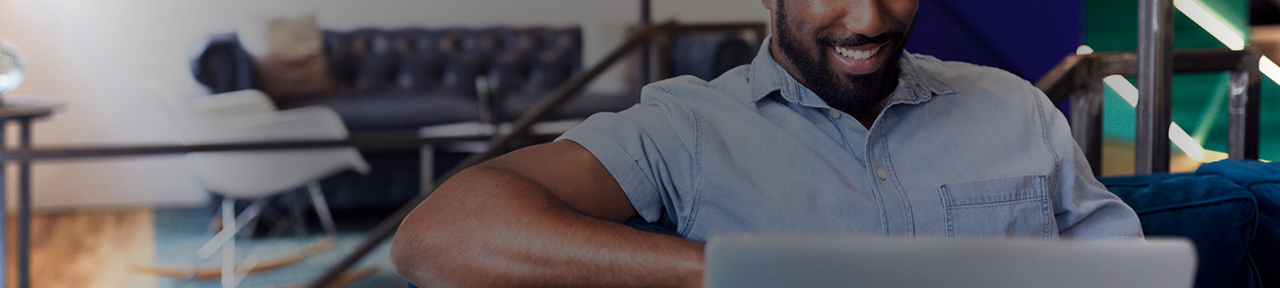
[[1101, 173, 1260, 288], [281, 92, 479, 131], [1197, 159, 1280, 287], [237, 13, 336, 100]]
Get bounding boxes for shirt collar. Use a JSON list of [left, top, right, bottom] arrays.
[[748, 35, 958, 107]]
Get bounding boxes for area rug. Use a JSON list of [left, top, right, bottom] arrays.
[[149, 208, 407, 288]]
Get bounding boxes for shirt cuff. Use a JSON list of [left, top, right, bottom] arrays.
[[558, 127, 664, 222]]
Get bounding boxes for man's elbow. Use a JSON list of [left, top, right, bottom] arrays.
[[391, 211, 462, 287]]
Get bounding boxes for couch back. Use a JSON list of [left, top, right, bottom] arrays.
[[193, 27, 582, 100], [191, 25, 763, 131]]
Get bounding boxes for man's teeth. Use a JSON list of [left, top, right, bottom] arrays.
[[834, 46, 879, 60]]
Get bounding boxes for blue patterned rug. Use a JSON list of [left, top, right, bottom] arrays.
[[151, 208, 407, 288]]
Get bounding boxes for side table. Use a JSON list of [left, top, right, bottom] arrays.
[[0, 97, 60, 288], [415, 118, 582, 191]]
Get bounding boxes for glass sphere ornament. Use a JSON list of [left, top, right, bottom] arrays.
[[0, 37, 27, 96]]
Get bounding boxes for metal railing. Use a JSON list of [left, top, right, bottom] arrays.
[[1034, 48, 1261, 176]]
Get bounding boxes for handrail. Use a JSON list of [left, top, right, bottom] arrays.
[[1034, 48, 1261, 176], [305, 20, 678, 288], [0, 132, 493, 161]]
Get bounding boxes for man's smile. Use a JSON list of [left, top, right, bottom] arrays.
[[828, 42, 888, 75]]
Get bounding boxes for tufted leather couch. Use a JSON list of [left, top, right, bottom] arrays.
[[191, 25, 759, 212], [194, 27, 641, 131], [191, 26, 631, 212]]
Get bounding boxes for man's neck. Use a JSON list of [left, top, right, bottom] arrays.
[[769, 42, 887, 130], [852, 98, 887, 129]]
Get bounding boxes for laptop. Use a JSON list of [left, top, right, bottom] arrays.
[[704, 235, 1196, 288]]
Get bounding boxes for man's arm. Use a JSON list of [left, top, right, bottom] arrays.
[[390, 140, 705, 287], [1029, 85, 1143, 238]]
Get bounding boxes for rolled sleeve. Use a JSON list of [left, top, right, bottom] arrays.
[[558, 117, 665, 221], [556, 85, 701, 224]]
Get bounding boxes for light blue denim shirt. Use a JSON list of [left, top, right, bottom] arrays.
[[558, 37, 1143, 241]]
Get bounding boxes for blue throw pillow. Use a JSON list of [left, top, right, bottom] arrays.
[[1101, 173, 1259, 288], [1197, 159, 1280, 287]]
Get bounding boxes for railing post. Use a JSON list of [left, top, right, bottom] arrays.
[[1136, 0, 1173, 174], [1070, 58, 1105, 176], [1228, 51, 1261, 160]]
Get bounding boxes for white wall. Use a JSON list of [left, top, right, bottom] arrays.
[[0, 0, 769, 209]]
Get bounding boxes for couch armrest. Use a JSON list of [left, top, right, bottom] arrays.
[[192, 34, 258, 94], [1101, 174, 1261, 288], [181, 105, 348, 144]]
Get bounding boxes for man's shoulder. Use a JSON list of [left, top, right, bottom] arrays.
[[906, 53, 1030, 89], [906, 53, 1045, 107], [642, 65, 753, 104]]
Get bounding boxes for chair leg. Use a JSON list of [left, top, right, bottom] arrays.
[[243, 204, 259, 239], [290, 191, 308, 237], [198, 199, 268, 259], [221, 198, 236, 288], [307, 181, 338, 237]]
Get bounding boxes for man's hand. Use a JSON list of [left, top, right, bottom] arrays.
[[390, 140, 705, 287]]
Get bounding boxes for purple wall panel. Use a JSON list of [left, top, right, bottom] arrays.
[[906, 0, 1081, 82]]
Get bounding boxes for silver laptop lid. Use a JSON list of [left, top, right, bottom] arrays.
[[704, 235, 1196, 288]]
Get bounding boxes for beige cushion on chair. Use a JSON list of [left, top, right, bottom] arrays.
[[238, 13, 335, 101]]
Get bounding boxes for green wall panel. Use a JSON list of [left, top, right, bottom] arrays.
[[1086, 0, 1277, 161]]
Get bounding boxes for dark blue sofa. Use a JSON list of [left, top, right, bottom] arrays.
[[1101, 159, 1279, 288]]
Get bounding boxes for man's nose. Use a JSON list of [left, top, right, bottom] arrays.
[[840, 0, 892, 37]]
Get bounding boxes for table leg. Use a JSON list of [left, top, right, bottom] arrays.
[[17, 118, 30, 288], [0, 122, 6, 288], [421, 145, 434, 194]]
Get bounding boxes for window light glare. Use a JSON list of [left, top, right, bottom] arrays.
[[1102, 74, 1223, 162], [1262, 56, 1280, 86], [1076, 45, 1095, 55], [1173, 0, 1245, 50], [1103, 75, 1139, 106], [1169, 122, 1206, 161]]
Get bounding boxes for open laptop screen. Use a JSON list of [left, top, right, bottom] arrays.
[[704, 235, 1195, 288]]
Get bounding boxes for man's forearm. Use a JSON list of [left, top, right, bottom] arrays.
[[390, 166, 705, 288]]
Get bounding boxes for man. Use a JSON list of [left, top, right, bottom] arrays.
[[390, 0, 1144, 287]]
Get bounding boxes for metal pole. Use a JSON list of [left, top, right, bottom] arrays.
[[17, 119, 30, 288], [639, 0, 651, 86], [1070, 64, 1104, 176], [0, 121, 7, 288], [1228, 52, 1261, 160], [1135, 0, 1173, 174]]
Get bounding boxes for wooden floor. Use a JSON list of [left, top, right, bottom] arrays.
[[8, 209, 156, 288], [1100, 139, 1204, 177]]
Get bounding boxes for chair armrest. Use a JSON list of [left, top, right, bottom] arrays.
[[182, 105, 349, 144], [189, 90, 279, 115]]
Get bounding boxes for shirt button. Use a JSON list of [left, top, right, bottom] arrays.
[[877, 168, 888, 180], [828, 109, 841, 119]]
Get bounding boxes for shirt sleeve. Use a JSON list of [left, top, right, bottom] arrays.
[[1033, 85, 1146, 239], [556, 83, 701, 224]]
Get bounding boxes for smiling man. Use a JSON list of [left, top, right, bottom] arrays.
[[390, 0, 1143, 287]]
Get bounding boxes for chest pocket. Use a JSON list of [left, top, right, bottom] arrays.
[[939, 175, 1052, 238]]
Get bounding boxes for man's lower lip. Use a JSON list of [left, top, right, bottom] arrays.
[[829, 45, 886, 75]]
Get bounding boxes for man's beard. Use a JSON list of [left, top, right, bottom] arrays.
[[774, 0, 911, 114]]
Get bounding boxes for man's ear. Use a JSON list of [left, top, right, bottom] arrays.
[[762, 0, 775, 11]]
